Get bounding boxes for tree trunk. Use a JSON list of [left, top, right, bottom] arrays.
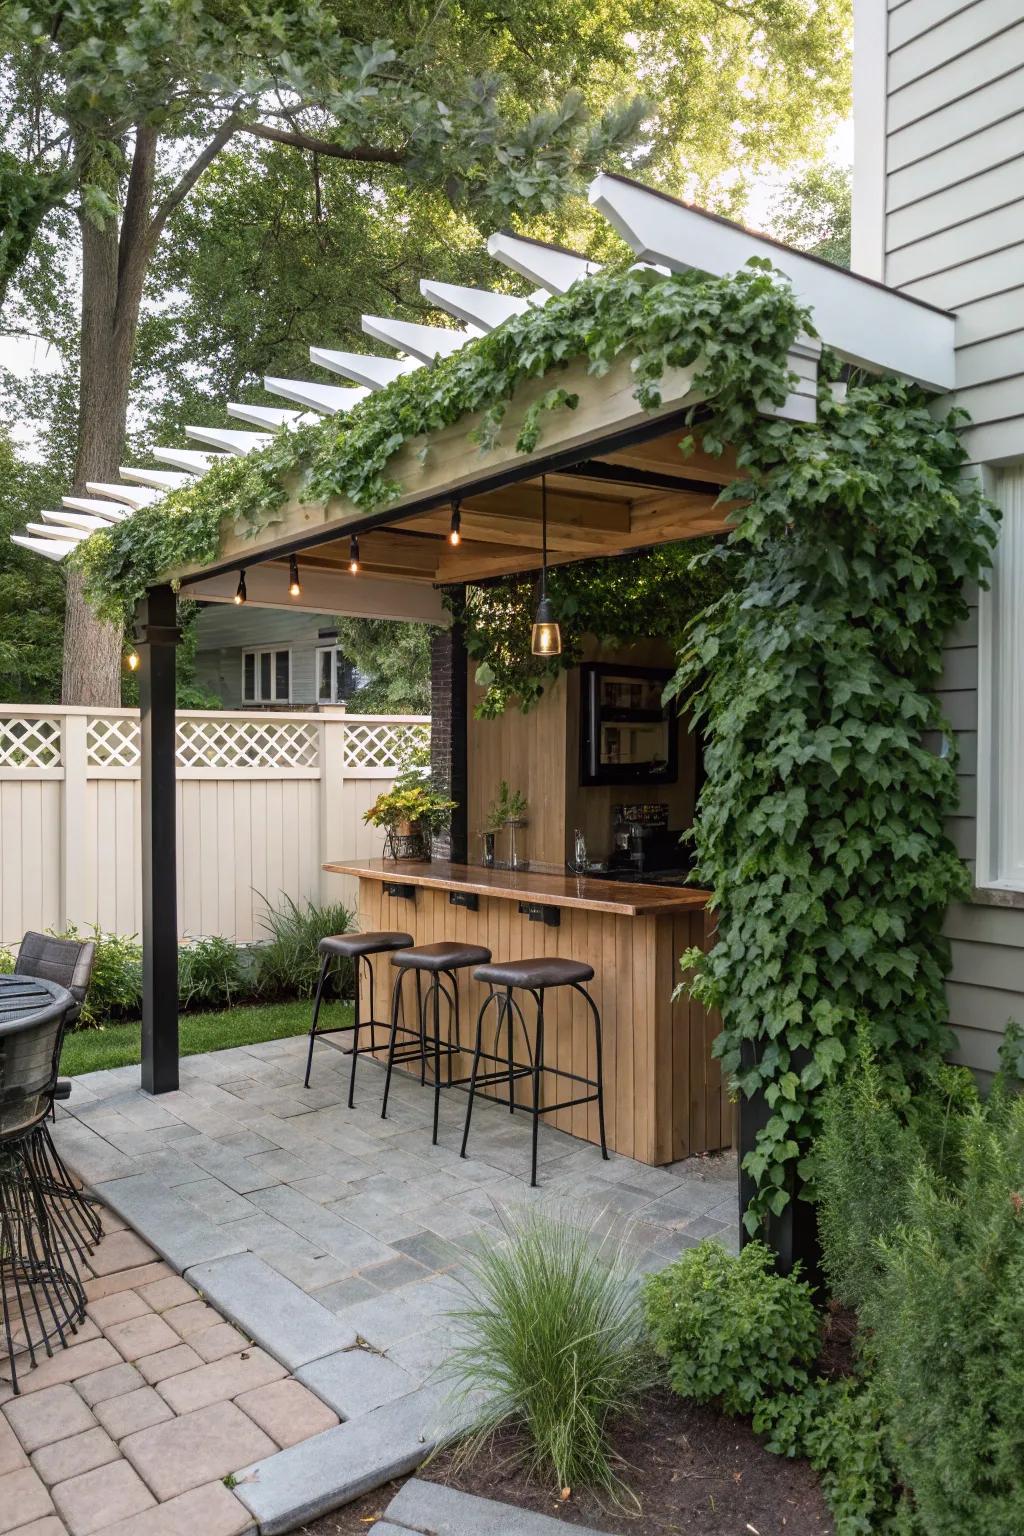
[[63, 128, 157, 705]]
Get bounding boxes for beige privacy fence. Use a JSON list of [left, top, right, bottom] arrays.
[[0, 706, 430, 947]]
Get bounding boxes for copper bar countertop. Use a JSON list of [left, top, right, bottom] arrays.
[[323, 857, 711, 918]]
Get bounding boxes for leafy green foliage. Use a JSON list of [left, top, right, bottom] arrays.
[[75, 263, 807, 625], [255, 892, 356, 999], [862, 1091, 1024, 1535], [332, 617, 432, 715], [53, 925, 144, 1028], [644, 1239, 820, 1414], [486, 780, 528, 831], [178, 936, 248, 1011], [767, 163, 852, 269], [0, 947, 13, 974], [671, 367, 997, 1232], [0, 428, 66, 701], [446, 1208, 654, 1497], [463, 538, 732, 717]]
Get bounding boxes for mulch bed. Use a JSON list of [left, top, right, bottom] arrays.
[[301, 1390, 832, 1535], [302, 1309, 858, 1536]]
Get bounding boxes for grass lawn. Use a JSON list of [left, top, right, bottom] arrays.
[[60, 997, 353, 1076]]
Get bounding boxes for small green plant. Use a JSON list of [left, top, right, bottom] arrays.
[[362, 782, 457, 833], [255, 892, 355, 999], [0, 947, 13, 975], [644, 1239, 820, 1415], [445, 1209, 654, 1498], [178, 936, 249, 1011], [486, 780, 528, 832], [51, 924, 143, 1028]]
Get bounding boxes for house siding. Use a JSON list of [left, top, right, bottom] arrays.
[[856, 0, 1024, 1074], [193, 606, 338, 708]]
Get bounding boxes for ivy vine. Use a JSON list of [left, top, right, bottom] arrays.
[[73, 259, 805, 627], [670, 372, 997, 1233]]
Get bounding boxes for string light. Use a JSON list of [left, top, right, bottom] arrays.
[[126, 651, 140, 672], [531, 475, 562, 657], [448, 501, 461, 547], [234, 570, 247, 605], [288, 554, 301, 597], [348, 535, 360, 574]]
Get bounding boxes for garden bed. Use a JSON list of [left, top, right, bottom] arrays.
[[302, 1394, 832, 1535]]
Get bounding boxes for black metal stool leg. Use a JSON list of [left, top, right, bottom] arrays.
[[460, 992, 494, 1160], [531, 990, 545, 1188], [304, 955, 333, 1089], [380, 968, 406, 1120], [431, 974, 444, 1145], [415, 970, 426, 1085], [504, 985, 517, 1113], [575, 983, 609, 1160], [346, 954, 364, 1108]]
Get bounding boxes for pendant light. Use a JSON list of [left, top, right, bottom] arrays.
[[348, 534, 360, 574], [234, 569, 247, 605], [288, 554, 301, 597], [448, 500, 462, 547], [531, 474, 562, 657]]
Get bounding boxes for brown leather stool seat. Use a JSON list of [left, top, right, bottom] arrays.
[[474, 957, 594, 990], [391, 942, 492, 973], [305, 931, 414, 1096], [319, 931, 412, 960]]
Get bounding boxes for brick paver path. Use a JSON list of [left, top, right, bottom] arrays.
[[0, 1202, 337, 1535]]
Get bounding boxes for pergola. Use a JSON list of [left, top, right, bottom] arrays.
[[13, 172, 957, 1094]]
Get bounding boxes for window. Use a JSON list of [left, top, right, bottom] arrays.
[[316, 645, 357, 704], [242, 648, 291, 704], [978, 467, 1024, 889]]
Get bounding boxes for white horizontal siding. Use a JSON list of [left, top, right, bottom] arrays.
[[889, 0, 989, 49], [887, 160, 1024, 249], [955, 286, 1024, 347], [887, 111, 1024, 210], [888, 68, 1023, 169], [887, 18, 1024, 133], [888, 0, 1020, 87], [886, 197, 1024, 286]]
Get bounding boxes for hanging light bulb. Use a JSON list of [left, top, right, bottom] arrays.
[[234, 570, 247, 605], [126, 650, 140, 672], [448, 501, 462, 547], [288, 554, 301, 597], [531, 474, 562, 657], [348, 534, 360, 574]]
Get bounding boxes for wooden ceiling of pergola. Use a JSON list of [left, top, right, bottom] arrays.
[[248, 427, 737, 591]]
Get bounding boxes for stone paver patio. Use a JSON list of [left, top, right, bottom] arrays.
[[32, 1031, 736, 1532]]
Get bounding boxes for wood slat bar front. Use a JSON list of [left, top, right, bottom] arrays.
[[327, 860, 730, 1165]]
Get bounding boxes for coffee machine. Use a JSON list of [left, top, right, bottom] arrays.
[[608, 803, 690, 879]]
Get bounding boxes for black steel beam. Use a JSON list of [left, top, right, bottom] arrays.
[[135, 585, 181, 1095]]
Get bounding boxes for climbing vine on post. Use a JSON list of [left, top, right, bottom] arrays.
[[671, 371, 997, 1233]]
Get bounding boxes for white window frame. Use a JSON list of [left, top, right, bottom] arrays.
[[242, 647, 292, 705], [976, 466, 1024, 891], [316, 644, 341, 705]]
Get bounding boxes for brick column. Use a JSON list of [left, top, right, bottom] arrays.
[[430, 593, 468, 862]]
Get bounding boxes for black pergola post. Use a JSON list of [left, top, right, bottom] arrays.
[[737, 1039, 822, 1283], [430, 588, 469, 863], [135, 584, 181, 1094]]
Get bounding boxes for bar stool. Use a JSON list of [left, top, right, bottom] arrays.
[[460, 957, 609, 1186], [304, 931, 413, 1103], [381, 942, 492, 1144]]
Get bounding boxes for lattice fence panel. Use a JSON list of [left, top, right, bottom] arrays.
[[87, 717, 141, 768], [342, 720, 430, 770], [176, 717, 319, 769], [0, 717, 62, 769]]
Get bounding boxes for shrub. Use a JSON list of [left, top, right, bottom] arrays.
[[864, 1091, 1024, 1536], [52, 924, 143, 1027], [0, 947, 13, 974], [643, 1239, 820, 1415], [445, 1209, 654, 1497], [255, 893, 356, 999], [178, 936, 250, 1011]]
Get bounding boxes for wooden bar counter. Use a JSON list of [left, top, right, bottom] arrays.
[[323, 858, 730, 1165]]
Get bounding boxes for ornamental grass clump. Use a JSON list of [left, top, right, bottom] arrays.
[[643, 1238, 820, 1414], [255, 892, 355, 998], [444, 1209, 653, 1498]]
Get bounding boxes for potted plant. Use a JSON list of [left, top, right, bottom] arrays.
[[486, 781, 529, 869], [363, 782, 457, 860]]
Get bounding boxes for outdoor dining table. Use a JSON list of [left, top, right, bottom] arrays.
[[0, 972, 74, 1026]]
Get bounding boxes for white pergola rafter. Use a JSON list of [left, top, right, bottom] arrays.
[[11, 169, 958, 568]]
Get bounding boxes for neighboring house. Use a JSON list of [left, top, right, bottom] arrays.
[[854, 0, 1024, 1075], [192, 605, 361, 709]]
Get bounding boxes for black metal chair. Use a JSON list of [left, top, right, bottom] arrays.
[[14, 932, 100, 1254], [1, 993, 88, 1393], [381, 941, 492, 1144], [304, 931, 414, 1102], [460, 957, 609, 1186]]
